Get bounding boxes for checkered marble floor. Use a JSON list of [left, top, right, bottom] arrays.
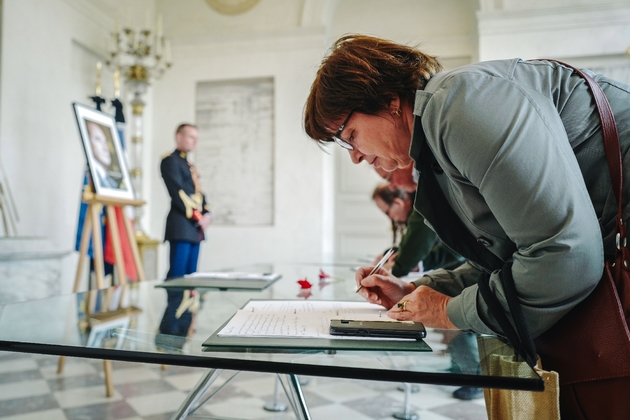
[[0, 351, 487, 420]]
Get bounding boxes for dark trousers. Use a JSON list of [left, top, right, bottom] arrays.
[[166, 241, 200, 279], [157, 241, 201, 348]]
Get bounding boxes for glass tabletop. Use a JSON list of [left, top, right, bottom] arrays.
[[0, 262, 543, 391]]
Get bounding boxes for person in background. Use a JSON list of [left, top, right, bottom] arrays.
[[372, 184, 464, 276], [374, 162, 416, 193], [157, 123, 212, 345], [373, 163, 465, 277], [372, 183, 479, 400], [161, 123, 212, 277], [303, 34, 630, 416]]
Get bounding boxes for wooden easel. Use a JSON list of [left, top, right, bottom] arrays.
[[73, 191, 147, 290], [58, 190, 146, 397]]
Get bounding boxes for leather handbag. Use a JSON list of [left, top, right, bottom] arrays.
[[534, 61, 630, 418], [479, 60, 630, 418]]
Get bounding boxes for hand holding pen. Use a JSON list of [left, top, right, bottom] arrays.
[[356, 247, 396, 293]]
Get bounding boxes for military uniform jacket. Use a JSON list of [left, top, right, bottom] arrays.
[[160, 150, 210, 243], [408, 59, 630, 338]]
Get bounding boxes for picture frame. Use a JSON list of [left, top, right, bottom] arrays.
[[73, 102, 135, 200], [85, 316, 130, 349]]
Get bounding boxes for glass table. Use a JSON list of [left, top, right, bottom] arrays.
[[0, 262, 543, 419]]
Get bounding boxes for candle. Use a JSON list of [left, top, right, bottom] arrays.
[[113, 66, 120, 98], [95, 61, 102, 96], [156, 14, 163, 38], [165, 39, 171, 63], [155, 36, 162, 57], [111, 32, 118, 53], [125, 6, 131, 28]]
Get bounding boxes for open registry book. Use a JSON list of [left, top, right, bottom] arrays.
[[217, 300, 412, 341]]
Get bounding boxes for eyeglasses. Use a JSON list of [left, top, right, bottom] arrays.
[[332, 110, 354, 150]]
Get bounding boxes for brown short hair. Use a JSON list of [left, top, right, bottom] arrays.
[[304, 34, 442, 145], [372, 184, 411, 205], [175, 123, 197, 135]]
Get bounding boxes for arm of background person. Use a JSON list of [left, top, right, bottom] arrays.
[[411, 261, 483, 297], [391, 210, 438, 277], [422, 243, 466, 272]]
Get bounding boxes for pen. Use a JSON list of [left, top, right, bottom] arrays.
[[356, 247, 396, 293]]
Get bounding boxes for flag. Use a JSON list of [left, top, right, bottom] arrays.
[[74, 171, 107, 260], [103, 97, 137, 281], [103, 206, 137, 280]]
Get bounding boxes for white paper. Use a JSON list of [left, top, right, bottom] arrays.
[[218, 300, 410, 340]]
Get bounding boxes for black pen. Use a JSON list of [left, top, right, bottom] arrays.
[[356, 247, 396, 293]]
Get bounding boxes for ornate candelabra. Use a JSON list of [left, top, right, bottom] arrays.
[[105, 15, 172, 235]]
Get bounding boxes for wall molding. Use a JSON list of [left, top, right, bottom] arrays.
[[60, 0, 115, 32], [174, 26, 328, 57], [477, 3, 630, 35]]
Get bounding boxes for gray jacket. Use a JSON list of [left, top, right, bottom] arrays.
[[409, 59, 630, 338]]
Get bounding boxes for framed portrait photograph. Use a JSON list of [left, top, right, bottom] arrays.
[[73, 102, 134, 200]]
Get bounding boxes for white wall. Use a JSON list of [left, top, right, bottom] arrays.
[[0, 0, 157, 288], [477, 1, 630, 61], [0, 0, 117, 289], [0, 0, 106, 245]]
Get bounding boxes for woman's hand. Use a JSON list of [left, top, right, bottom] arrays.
[[387, 285, 458, 330], [355, 266, 416, 309]]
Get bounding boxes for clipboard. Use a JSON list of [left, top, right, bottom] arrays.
[[202, 320, 432, 353], [202, 299, 432, 353], [156, 272, 281, 291]]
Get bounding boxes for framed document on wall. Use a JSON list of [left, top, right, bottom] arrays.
[[195, 78, 274, 226]]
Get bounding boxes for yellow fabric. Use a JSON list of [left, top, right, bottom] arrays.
[[478, 336, 560, 420], [178, 190, 204, 219]]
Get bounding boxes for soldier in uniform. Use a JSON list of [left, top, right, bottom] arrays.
[[157, 123, 211, 347], [161, 123, 212, 277]]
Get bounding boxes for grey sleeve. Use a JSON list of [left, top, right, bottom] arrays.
[[412, 261, 481, 297], [423, 72, 604, 338]]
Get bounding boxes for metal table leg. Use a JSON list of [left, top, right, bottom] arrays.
[[264, 375, 288, 412], [170, 368, 223, 420], [188, 371, 240, 416], [285, 374, 312, 420], [393, 383, 419, 420]]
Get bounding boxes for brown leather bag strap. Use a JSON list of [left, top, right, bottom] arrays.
[[542, 60, 624, 235]]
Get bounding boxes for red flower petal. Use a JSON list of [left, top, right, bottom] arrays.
[[297, 278, 313, 289], [297, 289, 312, 299]]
